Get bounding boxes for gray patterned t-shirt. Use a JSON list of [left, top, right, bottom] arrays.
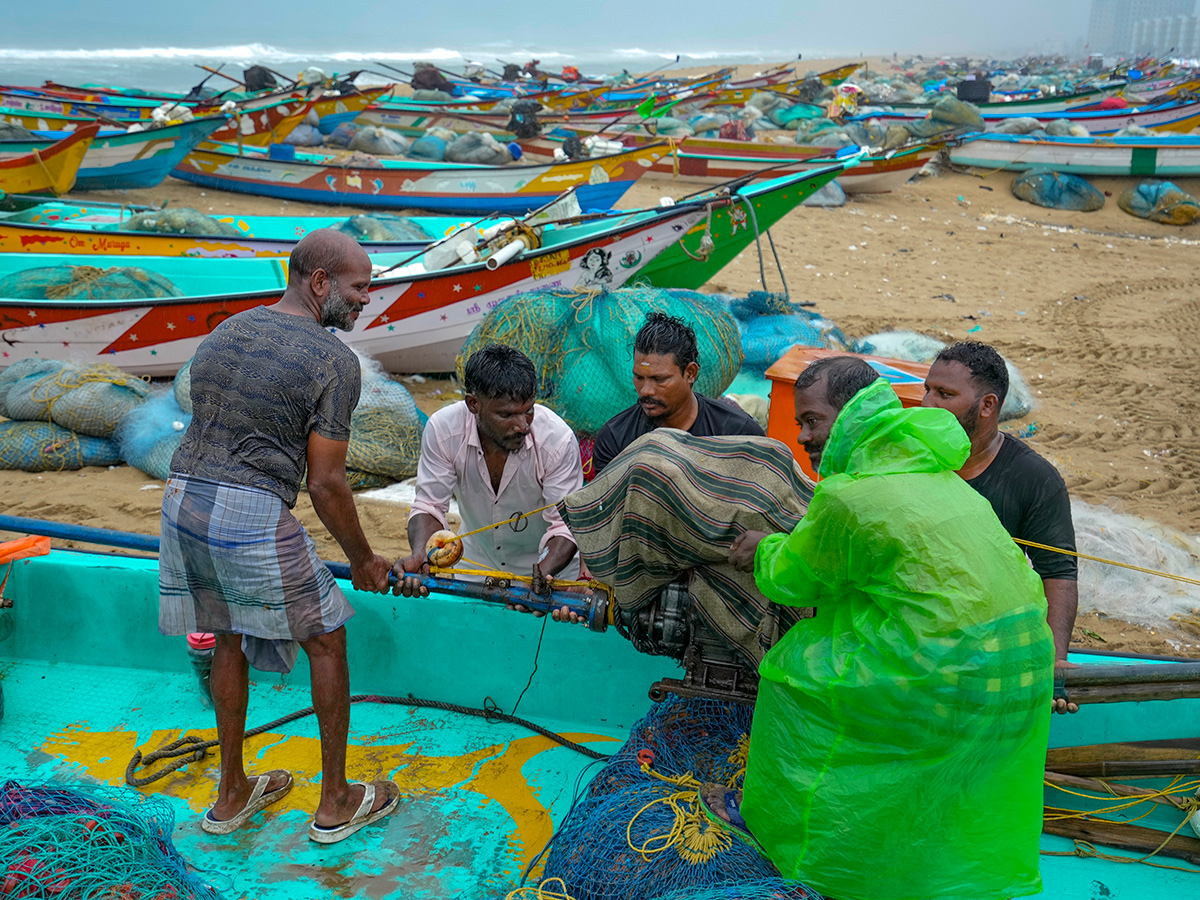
[[171, 305, 361, 507]]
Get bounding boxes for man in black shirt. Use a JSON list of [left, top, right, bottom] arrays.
[[592, 311, 764, 475], [922, 341, 1079, 712]]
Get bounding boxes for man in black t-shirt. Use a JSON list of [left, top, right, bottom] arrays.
[[923, 341, 1079, 712], [591, 311, 764, 476]]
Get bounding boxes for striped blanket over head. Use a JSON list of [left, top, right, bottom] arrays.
[[559, 430, 815, 666]]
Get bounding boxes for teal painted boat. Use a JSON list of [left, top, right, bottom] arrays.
[[1, 518, 1199, 897]]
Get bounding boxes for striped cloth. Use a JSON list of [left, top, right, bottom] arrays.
[[158, 474, 354, 673], [559, 430, 815, 666]]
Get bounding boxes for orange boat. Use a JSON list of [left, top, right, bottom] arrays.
[[0, 124, 98, 195], [765, 345, 930, 479]]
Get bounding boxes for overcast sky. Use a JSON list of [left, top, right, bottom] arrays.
[[5, 0, 1094, 57]]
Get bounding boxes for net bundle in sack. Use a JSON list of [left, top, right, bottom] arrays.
[[0, 780, 226, 900], [119, 208, 242, 238], [0, 265, 184, 301], [456, 287, 743, 435], [532, 696, 823, 900], [727, 292, 847, 376], [344, 353, 426, 488], [0, 421, 121, 472], [0, 358, 150, 437], [115, 390, 191, 480]]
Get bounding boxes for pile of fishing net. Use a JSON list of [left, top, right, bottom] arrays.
[[851, 330, 1034, 420], [1118, 180, 1200, 226], [115, 387, 190, 481], [512, 696, 823, 900], [119, 208, 242, 238], [343, 351, 426, 489], [332, 213, 432, 243], [0, 780, 226, 900], [725, 292, 847, 375], [1012, 169, 1105, 212], [0, 359, 147, 472], [457, 287, 742, 435], [0, 265, 183, 301]]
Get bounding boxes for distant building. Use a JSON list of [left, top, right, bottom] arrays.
[[1132, 13, 1200, 55], [1088, 0, 1196, 54]]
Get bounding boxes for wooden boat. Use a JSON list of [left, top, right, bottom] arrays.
[[1, 508, 1196, 898], [885, 82, 1126, 115], [818, 62, 865, 86], [948, 132, 1200, 177], [170, 141, 670, 215], [522, 133, 937, 194], [0, 163, 849, 375], [0, 125, 97, 195], [0, 117, 225, 190], [0, 197, 469, 257], [866, 98, 1200, 135]]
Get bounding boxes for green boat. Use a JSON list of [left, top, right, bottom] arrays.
[[1, 512, 1199, 898]]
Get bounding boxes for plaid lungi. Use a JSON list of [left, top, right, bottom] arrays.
[[559, 430, 815, 667], [159, 475, 354, 673]]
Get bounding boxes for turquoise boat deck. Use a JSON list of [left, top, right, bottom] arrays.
[[3, 548, 1200, 898]]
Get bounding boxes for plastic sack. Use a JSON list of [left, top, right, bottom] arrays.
[[1012, 168, 1105, 211], [801, 181, 846, 207], [407, 135, 447, 161], [687, 112, 730, 134], [348, 126, 411, 156], [282, 123, 324, 146], [325, 122, 362, 147], [0, 421, 121, 471], [410, 89, 454, 102], [445, 132, 512, 165], [743, 381, 1053, 900], [0, 266, 183, 301], [1044, 119, 1082, 137], [648, 116, 693, 138], [120, 208, 242, 237], [0, 359, 150, 437], [729, 292, 847, 375], [990, 116, 1042, 135], [1118, 180, 1200, 225], [114, 390, 190, 480]]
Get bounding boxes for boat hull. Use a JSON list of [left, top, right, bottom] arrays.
[[949, 133, 1200, 176], [171, 143, 669, 214], [0, 125, 97, 195]]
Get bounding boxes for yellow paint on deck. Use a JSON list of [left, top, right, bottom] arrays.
[[42, 725, 615, 859]]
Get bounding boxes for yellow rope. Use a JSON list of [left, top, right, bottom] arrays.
[[1014, 537, 1200, 588], [449, 504, 555, 542], [505, 877, 578, 900], [1041, 839, 1200, 874]]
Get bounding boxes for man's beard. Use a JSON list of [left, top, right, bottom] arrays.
[[320, 280, 360, 331], [958, 398, 982, 438]]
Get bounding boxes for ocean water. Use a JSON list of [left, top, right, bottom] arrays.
[[0, 43, 849, 93]]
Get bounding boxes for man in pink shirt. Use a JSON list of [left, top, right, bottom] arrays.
[[393, 344, 583, 597]]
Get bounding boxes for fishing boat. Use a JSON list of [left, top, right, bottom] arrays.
[[0, 163, 850, 375], [948, 132, 1200, 177], [0, 117, 225, 190], [170, 141, 670, 215], [885, 82, 1126, 115], [865, 98, 1200, 135], [0, 125, 97, 195], [817, 61, 866, 86], [0, 508, 1196, 898]]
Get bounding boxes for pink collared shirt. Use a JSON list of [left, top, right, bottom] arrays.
[[411, 401, 583, 577]]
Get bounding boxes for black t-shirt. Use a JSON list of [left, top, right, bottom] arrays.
[[592, 394, 765, 475], [966, 433, 1077, 581]]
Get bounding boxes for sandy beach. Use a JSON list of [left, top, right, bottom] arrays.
[[2, 56, 1199, 656]]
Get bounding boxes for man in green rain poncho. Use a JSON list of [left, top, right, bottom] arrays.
[[703, 356, 1054, 900]]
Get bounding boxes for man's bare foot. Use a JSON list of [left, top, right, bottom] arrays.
[[210, 770, 291, 822], [313, 780, 397, 829]]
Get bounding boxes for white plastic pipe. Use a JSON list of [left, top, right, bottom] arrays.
[[485, 238, 527, 270]]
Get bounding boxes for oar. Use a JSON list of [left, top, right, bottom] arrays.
[[194, 64, 245, 88], [375, 61, 415, 80]]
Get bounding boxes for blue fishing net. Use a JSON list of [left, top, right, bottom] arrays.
[[457, 287, 743, 436], [0, 780, 226, 899], [114, 390, 190, 480], [534, 696, 823, 900], [0, 421, 120, 471], [1012, 168, 1105, 212], [725, 292, 847, 376]]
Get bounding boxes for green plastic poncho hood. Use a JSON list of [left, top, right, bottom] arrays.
[[742, 379, 1054, 900]]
